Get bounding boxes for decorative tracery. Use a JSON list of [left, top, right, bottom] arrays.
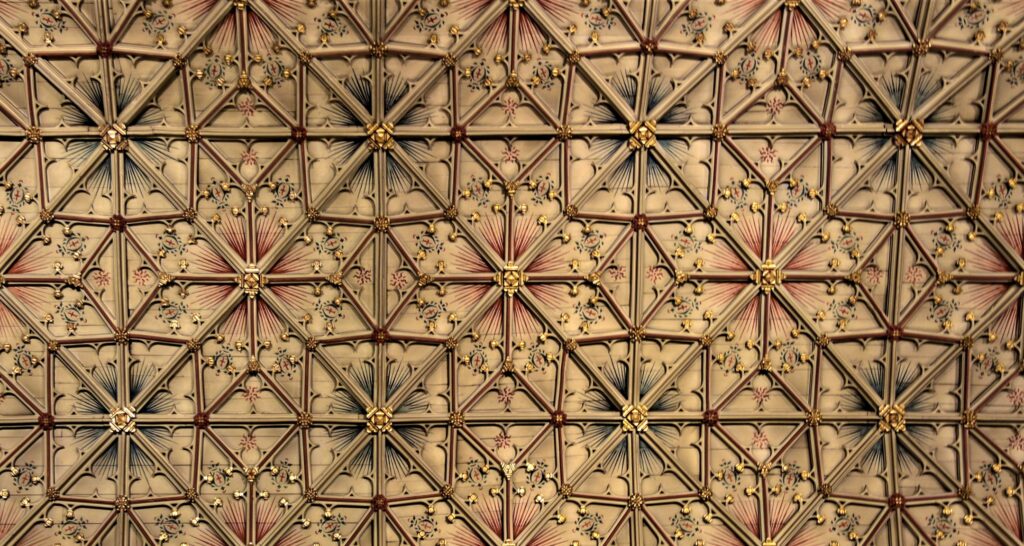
[[0, 1, 1020, 545]]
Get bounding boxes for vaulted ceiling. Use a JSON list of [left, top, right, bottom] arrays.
[[0, 0, 1022, 545]]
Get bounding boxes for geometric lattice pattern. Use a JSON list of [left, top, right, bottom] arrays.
[[1, 0, 1024, 545]]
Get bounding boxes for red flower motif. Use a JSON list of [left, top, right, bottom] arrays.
[[389, 271, 409, 290], [501, 145, 520, 163], [239, 433, 259, 452], [242, 386, 261, 403], [1008, 387, 1024, 409], [132, 269, 152, 287], [237, 96, 256, 117], [354, 267, 373, 285], [904, 265, 925, 285], [752, 386, 770, 407], [240, 149, 259, 166], [496, 386, 515, 407], [90, 269, 112, 287], [494, 431, 512, 449]]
